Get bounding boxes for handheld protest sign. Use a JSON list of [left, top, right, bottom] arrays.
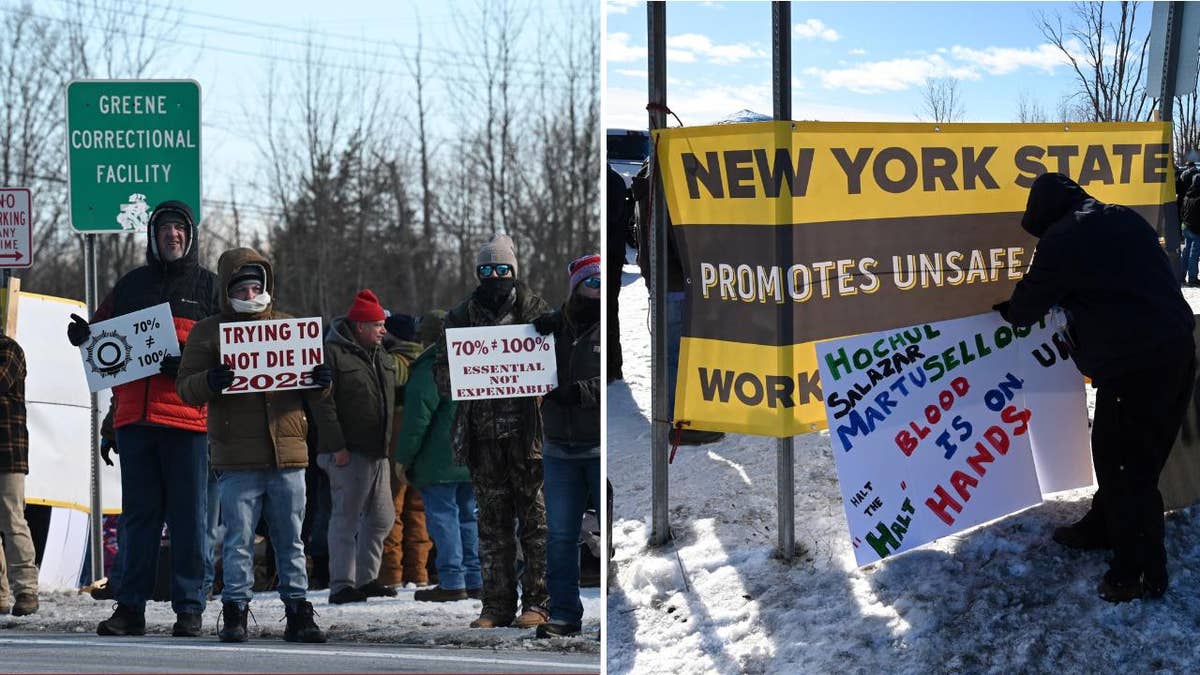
[[219, 317, 324, 394], [78, 302, 178, 392], [0, 188, 32, 268], [816, 311, 1089, 567], [445, 325, 557, 401]]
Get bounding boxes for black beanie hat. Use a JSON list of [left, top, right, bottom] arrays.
[[385, 313, 417, 342]]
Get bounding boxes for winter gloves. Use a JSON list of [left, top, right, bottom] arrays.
[[207, 363, 236, 392], [67, 314, 91, 346], [310, 363, 333, 389], [160, 354, 182, 378], [100, 438, 117, 467], [992, 300, 1013, 323], [532, 311, 562, 336]]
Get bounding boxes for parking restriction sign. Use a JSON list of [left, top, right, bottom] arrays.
[[0, 188, 32, 269]]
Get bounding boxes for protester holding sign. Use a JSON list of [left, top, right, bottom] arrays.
[[435, 233, 552, 629], [312, 290, 400, 605], [66, 200, 218, 639], [176, 248, 331, 642], [531, 254, 601, 638], [394, 310, 483, 603], [995, 172, 1197, 603]]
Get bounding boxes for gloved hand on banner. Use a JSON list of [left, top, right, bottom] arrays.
[[207, 363, 235, 392], [310, 363, 333, 389], [532, 311, 562, 336], [99, 438, 118, 467], [160, 354, 182, 378], [992, 300, 1013, 323], [67, 314, 91, 347]]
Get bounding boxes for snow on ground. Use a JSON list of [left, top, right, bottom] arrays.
[[1, 585, 600, 653], [607, 268, 1200, 674]]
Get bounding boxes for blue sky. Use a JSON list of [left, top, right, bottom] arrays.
[[604, 1, 1150, 129]]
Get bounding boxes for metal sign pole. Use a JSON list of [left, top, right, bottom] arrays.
[[1162, 2, 1184, 280], [772, 1, 796, 562], [648, 1, 671, 547], [85, 233, 103, 581]]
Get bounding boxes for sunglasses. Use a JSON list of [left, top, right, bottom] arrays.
[[477, 263, 513, 278], [581, 276, 601, 289]]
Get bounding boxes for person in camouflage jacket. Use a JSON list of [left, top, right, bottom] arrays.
[[435, 234, 551, 629]]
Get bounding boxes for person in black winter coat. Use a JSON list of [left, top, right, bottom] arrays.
[[995, 172, 1196, 603], [532, 254, 601, 638], [1180, 174, 1200, 286]]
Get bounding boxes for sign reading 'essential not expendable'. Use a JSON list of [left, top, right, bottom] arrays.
[[445, 325, 557, 401], [816, 312, 1091, 567], [66, 80, 201, 234], [78, 303, 179, 392], [219, 317, 325, 394]]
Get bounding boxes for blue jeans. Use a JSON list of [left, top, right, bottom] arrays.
[[666, 291, 686, 419], [543, 447, 601, 625], [218, 468, 308, 605], [1184, 229, 1200, 283], [114, 425, 209, 615], [420, 482, 482, 591], [203, 469, 220, 597]]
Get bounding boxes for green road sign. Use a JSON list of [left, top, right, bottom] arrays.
[[66, 80, 201, 234]]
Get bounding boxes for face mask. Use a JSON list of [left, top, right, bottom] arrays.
[[475, 277, 516, 309], [230, 291, 271, 314]]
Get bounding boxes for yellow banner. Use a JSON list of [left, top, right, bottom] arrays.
[[656, 121, 1173, 226]]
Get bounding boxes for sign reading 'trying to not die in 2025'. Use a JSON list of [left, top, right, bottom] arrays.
[[218, 317, 325, 394], [78, 303, 179, 392], [66, 80, 201, 234], [445, 325, 557, 401], [816, 311, 1091, 567]]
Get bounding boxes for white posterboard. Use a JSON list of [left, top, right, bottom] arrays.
[[445, 324, 557, 400], [218, 316, 324, 393], [78, 302, 178, 392], [817, 312, 1090, 567]]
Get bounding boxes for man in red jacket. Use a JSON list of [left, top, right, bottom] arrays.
[[67, 201, 219, 637]]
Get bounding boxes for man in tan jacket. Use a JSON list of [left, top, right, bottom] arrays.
[[177, 248, 331, 643]]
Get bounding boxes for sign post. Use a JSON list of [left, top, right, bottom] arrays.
[[66, 79, 201, 582]]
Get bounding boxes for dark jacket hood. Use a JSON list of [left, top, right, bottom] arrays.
[[146, 200, 200, 273], [1020, 172, 1092, 238], [216, 247, 274, 318]]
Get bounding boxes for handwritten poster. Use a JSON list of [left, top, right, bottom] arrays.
[[817, 311, 1090, 566]]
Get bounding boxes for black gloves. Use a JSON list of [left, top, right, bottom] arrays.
[[532, 311, 562, 336], [207, 363, 235, 392], [310, 363, 333, 389], [100, 438, 117, 467], [160, 354, 181, 378], [992, 300, 1013, 323], [67, 314, 91, 346]]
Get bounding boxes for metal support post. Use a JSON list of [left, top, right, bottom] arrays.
[[85, 234, 103, 581], [648, 1, 671, 547], [1162, 2, 1184, 280]]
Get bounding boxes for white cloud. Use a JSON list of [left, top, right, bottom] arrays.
[[804, 55, 979, 94], [949, 44, 1070, 75], [794, 18, 840, 42], [605, 83, 773, 129], [615, 68, 647, 79], [606, 0, 640, 15], [607, 32, 646, 64], [667, 33, 766, 65], [849, 48, 867, 56]]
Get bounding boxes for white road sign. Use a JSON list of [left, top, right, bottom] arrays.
[[79, 302, 179, 392], [0, 188, 32, 269], [445, 324, 558, 401]]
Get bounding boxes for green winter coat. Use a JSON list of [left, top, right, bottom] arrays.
[[312, 317, 399, 458], [393, 346, 468, 488]]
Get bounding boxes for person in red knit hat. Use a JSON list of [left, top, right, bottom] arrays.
[[312, 289, 402, 604]]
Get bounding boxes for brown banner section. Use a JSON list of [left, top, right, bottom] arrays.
[[674, 205, 1162, 346]]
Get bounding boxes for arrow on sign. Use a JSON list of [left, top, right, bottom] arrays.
[[0, 252, 23, 261]]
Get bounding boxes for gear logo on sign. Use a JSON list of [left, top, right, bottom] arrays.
[[85, 330, 133, 378]]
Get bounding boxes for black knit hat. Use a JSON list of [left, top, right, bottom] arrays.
[[228, 264, 266, 293], [385, 313, 417, 342]]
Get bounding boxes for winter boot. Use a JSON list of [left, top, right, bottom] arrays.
[[536, 620, 582, 638], [514, 605, 550, 628], [1098, 574, 1144, 603], [1052, 512, 1110, 550], [11, 593, 38, 617], [470, 611, 513, 628], [284, 600, 327, 643], [356, 580, 398, 598], [217, 601, 249, 643], [172, 612, 203, 637], [328, 586, 367, 604], [97, 603, 146, 636], [467, 587, 482, 600], [413, 586, 468, 602]]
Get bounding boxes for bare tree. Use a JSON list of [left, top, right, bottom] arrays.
[[1037, 1, 1152, 123], [917, 77, 965, 123], [1015, 90, 1051, 123], [1176, 93, 1200, 165]]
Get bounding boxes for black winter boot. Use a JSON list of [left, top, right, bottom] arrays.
[[284, 600, 327, 643], [218, 601, 249, 643], [97, 603, 145, 636]]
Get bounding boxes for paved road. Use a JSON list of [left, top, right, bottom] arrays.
[[0, 632, 601, 673]]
